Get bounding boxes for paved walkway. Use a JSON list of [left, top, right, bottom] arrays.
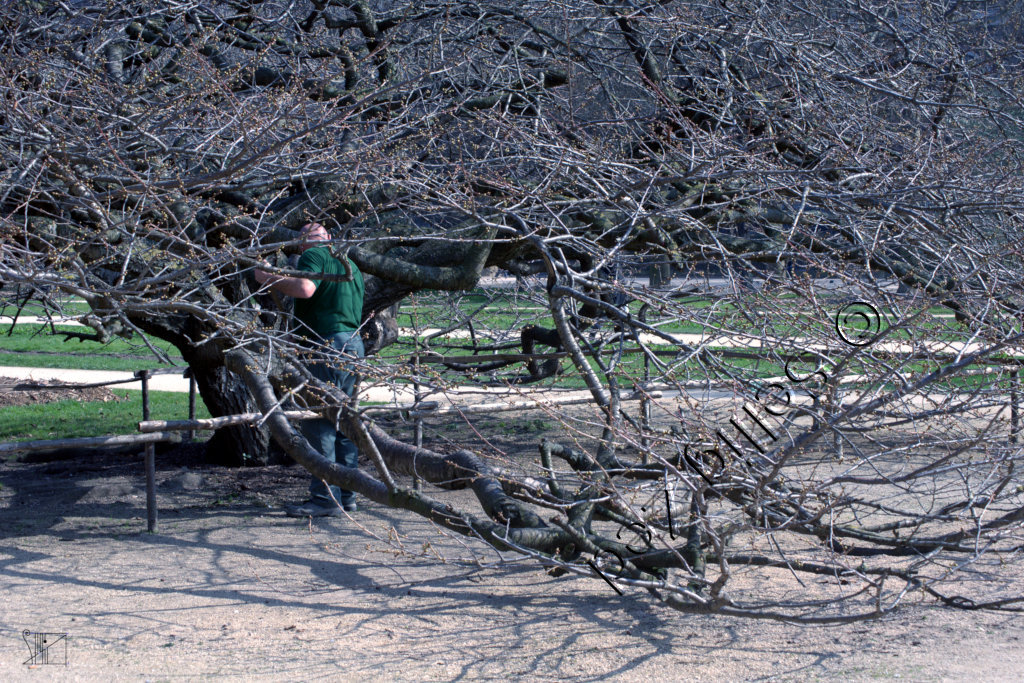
[[0, 365, 191, 392], [1, 315, 88, 326]]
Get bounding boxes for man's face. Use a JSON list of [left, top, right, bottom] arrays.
[[300, 223, 330, 250]]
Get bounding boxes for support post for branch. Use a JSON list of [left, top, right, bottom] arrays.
[[136, 369, 157, 533]]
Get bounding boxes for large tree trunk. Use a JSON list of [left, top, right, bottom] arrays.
[[190, 361, 272, 466], [134, 313, 276, 466]]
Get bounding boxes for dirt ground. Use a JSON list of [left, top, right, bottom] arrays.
[[0, 377, 122, 408], [1, 389, 1023, 681]]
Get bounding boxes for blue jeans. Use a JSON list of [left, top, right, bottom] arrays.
[[301, 331, 364, 507]]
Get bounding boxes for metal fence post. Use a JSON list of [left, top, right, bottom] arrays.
[[412, 351, 423, 491], [185, 367, 197, 443], [639, 304, 651, 464], [1011, 368, 1020, 445], [136, 369, 157, 532]]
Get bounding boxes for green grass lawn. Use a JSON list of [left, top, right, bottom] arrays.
[[0, 297, 977, 373], [0, 298, 92, 317], [0, 324, 182, 371], [1, 296, 1014, 433], [0, 389, 211, 444]]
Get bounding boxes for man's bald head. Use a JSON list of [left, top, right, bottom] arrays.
[[299, 222, 330, 250]]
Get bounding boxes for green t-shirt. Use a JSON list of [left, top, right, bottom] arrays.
[[293, 246, 364, 337]]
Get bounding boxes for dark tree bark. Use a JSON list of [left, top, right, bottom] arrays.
[[191, 362, 271, 466]]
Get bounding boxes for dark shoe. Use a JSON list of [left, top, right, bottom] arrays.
[[285, 500, 345, 518]]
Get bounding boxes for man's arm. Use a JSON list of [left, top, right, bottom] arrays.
[[254, 268, 316, 298]]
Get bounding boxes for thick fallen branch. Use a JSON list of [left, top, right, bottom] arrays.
[[224, 347, 562, 550]]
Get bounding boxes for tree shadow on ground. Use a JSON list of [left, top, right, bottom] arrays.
[[0, 443, 847, 679], [0, 496, 842, 681]]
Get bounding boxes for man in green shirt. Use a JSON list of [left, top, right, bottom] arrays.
[[255, 222, 365, 516]]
